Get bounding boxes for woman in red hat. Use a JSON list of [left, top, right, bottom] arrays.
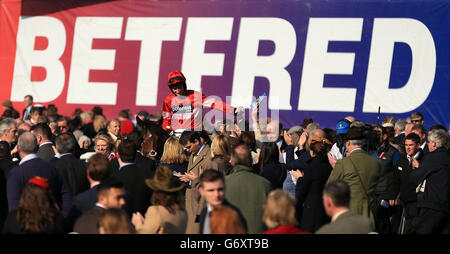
[[2, 176, 65, 234]]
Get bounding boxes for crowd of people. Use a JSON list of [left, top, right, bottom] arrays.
[[0, 74, 449, 235]]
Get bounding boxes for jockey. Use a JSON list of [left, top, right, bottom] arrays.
[[162, 71, 242, 135]]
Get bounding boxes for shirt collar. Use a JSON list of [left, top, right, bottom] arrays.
[[39, 141, 53, 147], [331, 209, 349, 222], [349, 147, 362, 155], [119, 162, 135, 171], [196, 144, 206, 156], [95, 203, 105, 209], [420, 142, 427, 150], [19, 153, 38, 165]]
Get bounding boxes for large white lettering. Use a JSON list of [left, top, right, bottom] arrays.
[[125, 18, 182, 106], [11, 16, 66, 102], [363, 18, 436, 113], [231, 18, 296, 110], [67, 17, 123, 104], [181, 18, 233, 93], [298, 18, 363, 112]]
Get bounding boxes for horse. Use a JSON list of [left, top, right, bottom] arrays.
[[136, 115, 170, 162]]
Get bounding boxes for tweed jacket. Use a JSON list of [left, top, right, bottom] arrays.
[[326, 149, 380, 223], [185, 144, 212, 234]]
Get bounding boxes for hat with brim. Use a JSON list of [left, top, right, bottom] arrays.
[[344, 126, 364, 140], [145, 166, 186, 193]]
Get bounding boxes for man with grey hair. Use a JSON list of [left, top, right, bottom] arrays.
[[393, 119, 408, 154], [410, 129, 450, 233], [0, 118, 18, 146], [6, 132, 71, 216], [326, 126, 380, 226], [52, 133, 89, 197]]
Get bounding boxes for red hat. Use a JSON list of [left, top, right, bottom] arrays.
[[28, 176, 51, 190], [167, 71, 186, 86]]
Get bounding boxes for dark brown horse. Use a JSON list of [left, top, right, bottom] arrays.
[[136, 115, 170, 162]]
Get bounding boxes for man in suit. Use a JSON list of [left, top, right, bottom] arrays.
[[393, 119, 407, 154], [326, 126, 381, 225], [316, 180, 373, 234], [6, 132, 71, 216], [410, 129, 450, 234], [30, 123, 55, 162], [178, 131, 212, 234], [67, 153, 111, 231], [225, 143, 271, 234], [0, 118, 18, 148], [52, 133, 89, 197], [73, 176, 126, 234], [114, 139, 152, 215], [411, 124, 429, 154], [22, 95, 33, 121], [198, 169, 246, 234], [388, 133, 424, 234]]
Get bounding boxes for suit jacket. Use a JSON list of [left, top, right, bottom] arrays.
[[109, 153, 155, 177], [225, 164, 272, 234], [185, 144, 212, 234], [115, 163, 152, 214], [36, 143, 56, 162], [6, 156, 72, 216], [66, 185, 99, 231], [326, 149, 380, 223], [73, 205, 105, 234], [52, 154, 90, 197], [315, 210, 373, 234], [296, 155, 332, 233]]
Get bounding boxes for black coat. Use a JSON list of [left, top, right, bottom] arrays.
[[36, 143, 56, 162], [375, 143, 401, 199], [114, 164, 153, 214], [109, 153, 156, 177], [260, 162, 287, 190], [52, 154, 90, 197], [388, 150, 424, 203], [295, 155, 332, 233], [410, 147, 450, 213]]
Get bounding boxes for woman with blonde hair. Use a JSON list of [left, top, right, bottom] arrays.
[[205, 134, 232, 175], [93, 133, 116, 161], [263, 190, 308, 234], [159, 136, 188, 175], [99, 208, 135, 234], [93, 115, 107, 133]]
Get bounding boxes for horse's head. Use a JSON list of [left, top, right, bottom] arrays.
[[136, 115, 169, 161]]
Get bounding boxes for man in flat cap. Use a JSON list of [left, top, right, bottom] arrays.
[[326, 126, 380, 227]]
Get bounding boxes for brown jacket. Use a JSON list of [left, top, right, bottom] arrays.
[[185, 144, 212, 234]]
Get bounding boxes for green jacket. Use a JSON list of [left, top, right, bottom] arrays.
[[225, 164, 272, 234], [327, 149, 380, 224]]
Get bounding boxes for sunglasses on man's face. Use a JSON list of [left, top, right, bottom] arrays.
[[411, 119, 421, 123]]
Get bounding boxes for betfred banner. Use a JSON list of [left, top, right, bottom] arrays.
[[0, 0, 449, 129]]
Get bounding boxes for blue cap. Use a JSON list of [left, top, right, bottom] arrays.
[[336, 120, 350, 135]]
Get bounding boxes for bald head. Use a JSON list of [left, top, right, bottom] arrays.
[[344, 116, 355, 123], [18, 132, 38, 155], [308, 129, 326, 146]]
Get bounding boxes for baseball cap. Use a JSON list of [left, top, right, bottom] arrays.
[[336, 119, 351, 135]]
